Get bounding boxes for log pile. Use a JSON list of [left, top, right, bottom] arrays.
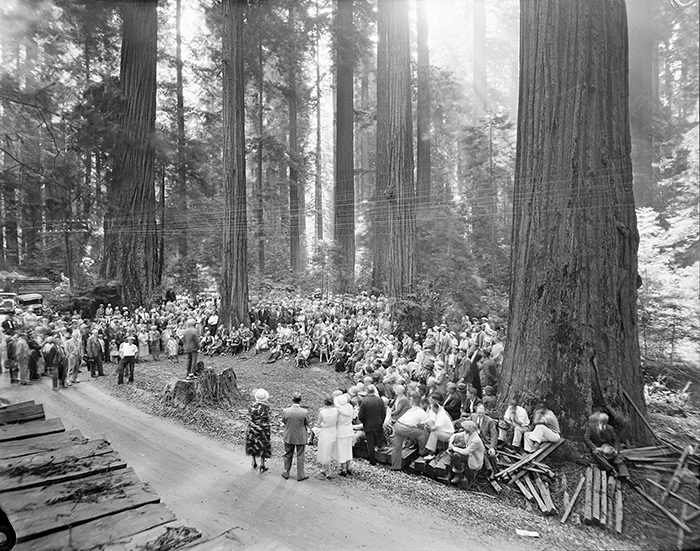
[[562, 465, 625, 533]]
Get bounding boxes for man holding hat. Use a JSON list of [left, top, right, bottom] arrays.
[[281, 392, 310, 481]]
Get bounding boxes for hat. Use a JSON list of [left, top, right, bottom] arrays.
[[254, 388, 270, 403], [457, 382, 467, 391]]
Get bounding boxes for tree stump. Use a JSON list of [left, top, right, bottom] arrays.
[[161, 367, 241, 408]]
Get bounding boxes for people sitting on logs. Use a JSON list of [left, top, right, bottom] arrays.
[[584, 411, 629, 478], [421, 393, 455, 459], [447, 420, 485, 485], [523, 402, 561, 452], [470, 403, 498, 472], [498, 396, 530, 450], [461, 386, 482, 417], [443, 382, 462, 421]]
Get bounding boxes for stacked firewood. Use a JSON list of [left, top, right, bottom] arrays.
[[493, 440, 564, 516]]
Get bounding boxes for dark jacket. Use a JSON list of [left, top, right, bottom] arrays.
[[358, 394, 386, 432], [470, 412, 499, 449], [444, 393, 462, 420], [584, 422, 620, 451]]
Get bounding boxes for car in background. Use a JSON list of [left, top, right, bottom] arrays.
[[0, 292, 17, 314]]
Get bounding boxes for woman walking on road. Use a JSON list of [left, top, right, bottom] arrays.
[[245, 388, 272, 472], [315, 396, 339, 478]]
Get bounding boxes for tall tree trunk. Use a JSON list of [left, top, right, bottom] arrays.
[[287, 6, 301, 272], [220, 0, 249, 328], [627, 0, 654, 209], [385, 0, 415, 297], [334, 0, 355, 289], [502, 0, 650, 444], [1, 33, 19, 268], [256, 21, 265, 274], [314, 1, 323, 244], [102, 0, 160, 306], [372, 0, 389, 292], [21, 32, 41, 264], [472, 0, 487, 121], [175, 0, 188, 257], [416, 0, 431, 210]]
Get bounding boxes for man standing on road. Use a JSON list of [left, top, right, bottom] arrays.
[[15, 332, 31, 385], [63, 329, 81, 386], [182, 319, 200, 380], [118, 336, 138, 384], [358, 384, 386, 466], [281, 392, 310, 481], [87, 329, 104, 377]]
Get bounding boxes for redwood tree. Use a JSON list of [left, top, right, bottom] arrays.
[[102, 0, 160, 306], [220, 0, 249, 328], [334, 0, 355, 288], [415, 0, 431, 209], [175, 0, 188, 257], [384, 0, 415, 297], [501, 0, 651, 443]]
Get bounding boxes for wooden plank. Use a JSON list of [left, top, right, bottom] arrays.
[[0, 402, 44, 424], [0, 418, 64, 442], [536, 438, 564, 462], [630, 483, 690, 533], [515, 478, 535, 502], [662, 445, 693, 503], [592, 466, 601, 524], [584, 466, 593, 525], [560, 474, 585, 524], [13, 503, 177, 551], [1, 467, 162, 543], [647, 478, 700, 512], [525, 474, 548, 513], [615, 481, 624, 534], [488, 476, 503, 494], [0, 430, 87, 461], [495, 444, 551, 478], [607, 475, 616, 531], [0, 442, 126, 493], [677, 503, 688, 551], [622, 389, 661, 444], [600, 470, 608, 527], [686, 509, 700, 522], [534, 474, 556, 515]]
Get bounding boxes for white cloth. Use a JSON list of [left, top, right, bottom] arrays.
[[397, 406, 429, 428], [524, 424, 561, 452], [316, 407, 339, 465]]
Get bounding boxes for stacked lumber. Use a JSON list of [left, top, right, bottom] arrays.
[[0, 399, 199, 551], [492, 440, 563, 516], [571, 465, 624, 532]]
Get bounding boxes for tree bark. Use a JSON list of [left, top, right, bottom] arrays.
[[626, 0, 654, 209], [175, 0, 188, 257], [220, 0, 249, 328], [334, 0, 355, 289], [314, 0, 324, 244], [256, 14, 265, 274], [472, 0, 487, 121], [385, 0, 416, 297], [287, 6, 301, 272], [372, 0, 389, 292], [502, 0, 650, 444], [102, 0, 160, 306], [416, 0, 431, 210]]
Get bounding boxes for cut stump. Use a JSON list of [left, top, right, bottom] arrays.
[[161, 367, 241, 408]]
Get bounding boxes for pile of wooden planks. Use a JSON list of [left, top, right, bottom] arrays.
[[493, 440, 563, 516], [0, 399, 200, 551]]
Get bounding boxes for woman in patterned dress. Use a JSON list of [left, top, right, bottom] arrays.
[[245, 388, 272, 472]]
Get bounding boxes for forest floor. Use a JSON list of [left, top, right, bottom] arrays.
[[71, 352, 698, 550]]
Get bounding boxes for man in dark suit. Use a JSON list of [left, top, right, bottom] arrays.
[[584, 412, 629, 477], [358, 385, 387, 466], [282, 392, 310, 481], [470, 404, 498, 472]]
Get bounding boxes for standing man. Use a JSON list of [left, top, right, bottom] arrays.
[[15, 332, 31, 386], [118, 336, 138, 384], [86, 329, 104, 377], [182, 319, 200, 380], [281, 392, 310, 481], [358, 384, 387, 466], [63, 329, 81, 386]]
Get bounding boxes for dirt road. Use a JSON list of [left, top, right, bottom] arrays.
[[1, 376, 533, 551]]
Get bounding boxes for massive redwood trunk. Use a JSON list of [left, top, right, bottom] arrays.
[[372, 0, 389, 292], [415, 0, 431, 209], [175, 0, 188, 257], [501, 0, 650, 444], [384, 0, 416, 297], [220, 0, 249, 328], [102, 0, 160, 306], [334, 0, 355, 289], [287, 6, 302, 272]]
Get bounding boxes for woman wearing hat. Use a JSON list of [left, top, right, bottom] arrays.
[[245, 388, 272, 472], [315, 395, 339, 478], [334, 393, 354, 476]]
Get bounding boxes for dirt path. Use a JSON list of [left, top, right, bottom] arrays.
[[1, 376, 532, 551]]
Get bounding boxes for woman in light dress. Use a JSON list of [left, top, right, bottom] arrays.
[[315, 396, 338, 478], [334, 393, 354, 476]]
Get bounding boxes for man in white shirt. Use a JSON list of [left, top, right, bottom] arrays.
[[390, 394, 429, 470], [500, 397, 530, 448], [118, 336, 138, 384], [422, 395, 455, 459]]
